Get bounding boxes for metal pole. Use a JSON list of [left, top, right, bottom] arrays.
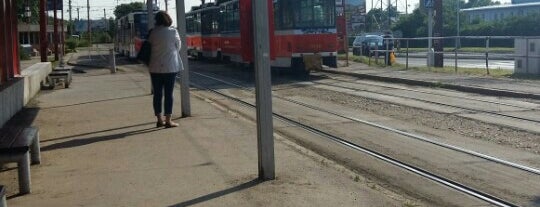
[[252, 0, 275, 180], [39, 0, 47, 62], [427, 7, 433, 67], [147, 0, 154, 30], [344, 0, 349, 66], [485, 37, 490, 75], [455, 37, 458, 73], [456, 0, 460, 48], [406, 39, 409, 69], [387, 0, 391, 30], [60, 7, 65, 66], [175, 0, 191, 117], [69, 0, 73, 35], [87, 0, 91, 59], [54, 0, 59, 61]]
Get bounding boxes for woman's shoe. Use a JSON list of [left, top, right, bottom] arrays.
[[156, 121, 165, 128], [164, 121, 179, 128]]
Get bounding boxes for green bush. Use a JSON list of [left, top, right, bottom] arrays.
[[19, 46, 31, 60], [66, 38, 78, 50], [78, 39, 90, 47]]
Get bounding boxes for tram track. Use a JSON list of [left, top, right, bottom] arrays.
[[297, 74, 540, 125], [188, 70, 537, 207]]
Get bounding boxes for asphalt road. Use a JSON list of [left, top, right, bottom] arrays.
[[396, 57, 515, 70]]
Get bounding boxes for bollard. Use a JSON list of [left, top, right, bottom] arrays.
[[110, 49, 116, 73], [485, 37, 490, 75]]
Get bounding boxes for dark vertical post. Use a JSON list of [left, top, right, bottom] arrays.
[[61, 8, 65, 60], [174, 0, 191, 117], [434, 0, 443, 67], [343, 0, 348, 66], [253, 0, 275, 180], [54, 0, 59, 61], [69, 0, 72, 35], [39, 0, 47, 62]]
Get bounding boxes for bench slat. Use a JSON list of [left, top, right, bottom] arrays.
[[11, 127, 37, 148], [0, 127, 24, 148]]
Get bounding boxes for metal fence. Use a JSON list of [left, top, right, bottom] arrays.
[[354, 36, 540, 75]]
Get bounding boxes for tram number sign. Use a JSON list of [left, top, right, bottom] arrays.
[[424, 0, 434, 8]]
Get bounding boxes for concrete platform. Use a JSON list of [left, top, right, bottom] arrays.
[[0, 64, 416, 206]]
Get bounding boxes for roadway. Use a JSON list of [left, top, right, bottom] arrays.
[[395, 57, 515, 70]]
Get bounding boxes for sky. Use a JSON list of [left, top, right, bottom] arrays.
[[63, 0, 512, 21]]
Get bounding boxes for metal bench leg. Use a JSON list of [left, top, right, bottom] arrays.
[[17, 152, 31, 194], [31, 132, 41, 165]]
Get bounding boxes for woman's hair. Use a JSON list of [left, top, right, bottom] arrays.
[[155, 11, 173, 27]]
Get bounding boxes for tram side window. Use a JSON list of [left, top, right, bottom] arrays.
[[296, 0, 314, 28], [294, 0, 335, 28], [274, 2, 283, 30], [221, 2, 239, 33]]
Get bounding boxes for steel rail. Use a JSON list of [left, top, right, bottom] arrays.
[[305, 75, 540, 124], [191, 71, 540, 175], [189, 75, 519, 207]]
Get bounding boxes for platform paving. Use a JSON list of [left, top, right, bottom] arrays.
[[0, 55, 415, 206]]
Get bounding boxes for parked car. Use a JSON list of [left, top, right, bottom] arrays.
[[352, 35, 384, 57]]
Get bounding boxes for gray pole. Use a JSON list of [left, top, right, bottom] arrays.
[[175, 0, 191, 117], [427, 6, 434, 66], [252, 0, 275, 180], [456, 0, 460, 48], [147, 0, 154, 30]]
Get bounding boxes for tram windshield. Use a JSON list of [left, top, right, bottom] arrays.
[[274, 0, 335, 30]]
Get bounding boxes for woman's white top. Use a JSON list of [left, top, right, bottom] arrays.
[[148, 26, 183, 73]]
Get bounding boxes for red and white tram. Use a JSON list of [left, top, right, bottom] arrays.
[[186, 0, 338, 71]]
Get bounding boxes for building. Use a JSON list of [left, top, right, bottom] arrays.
[[461, 2, 540, 23], [18, 23, 67, 52]]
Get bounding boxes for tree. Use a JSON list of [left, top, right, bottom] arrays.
[[114, 2, 145, 19], [16, 0, 40, 23]]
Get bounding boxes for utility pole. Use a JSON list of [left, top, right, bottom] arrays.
[[53, 0, 59, 61], [405, 0, 408, 14], [104, 9, 107, 29], [427, 0, 434, 66], [69, 0, 72, 35], [87, 0, 91, 59], [77, 8, 80, 20], [252, 0, 275, 181], [60, 7, 65, 66], [165, 0, 168, 12], [343, 0, 349, 66], [39, 0, 47, 62], [456, 0, 461, 48], [434, 0, 443, 67], [387, 0, 391, 30], [174, 0, 191, 117]]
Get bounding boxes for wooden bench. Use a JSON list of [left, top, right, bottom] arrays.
[[0, 127, 41, 194]]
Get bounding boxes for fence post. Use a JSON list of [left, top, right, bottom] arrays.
[[455, 37, 458, 73], [485, 36, 490, 75], [406, 40, 409, 70], [385, 38, 389, 66]]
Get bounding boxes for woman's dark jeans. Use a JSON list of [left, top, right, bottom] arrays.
[[150, 73, 177, 116]]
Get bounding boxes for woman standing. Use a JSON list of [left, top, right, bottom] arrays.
[[148, 11, 182, 128]]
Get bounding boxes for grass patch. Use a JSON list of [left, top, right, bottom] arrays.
[[340, 54, 513, 78], [397, 47, 513, 54]]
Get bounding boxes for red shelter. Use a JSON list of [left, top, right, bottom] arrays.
[[0, 0, 21, 84]]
